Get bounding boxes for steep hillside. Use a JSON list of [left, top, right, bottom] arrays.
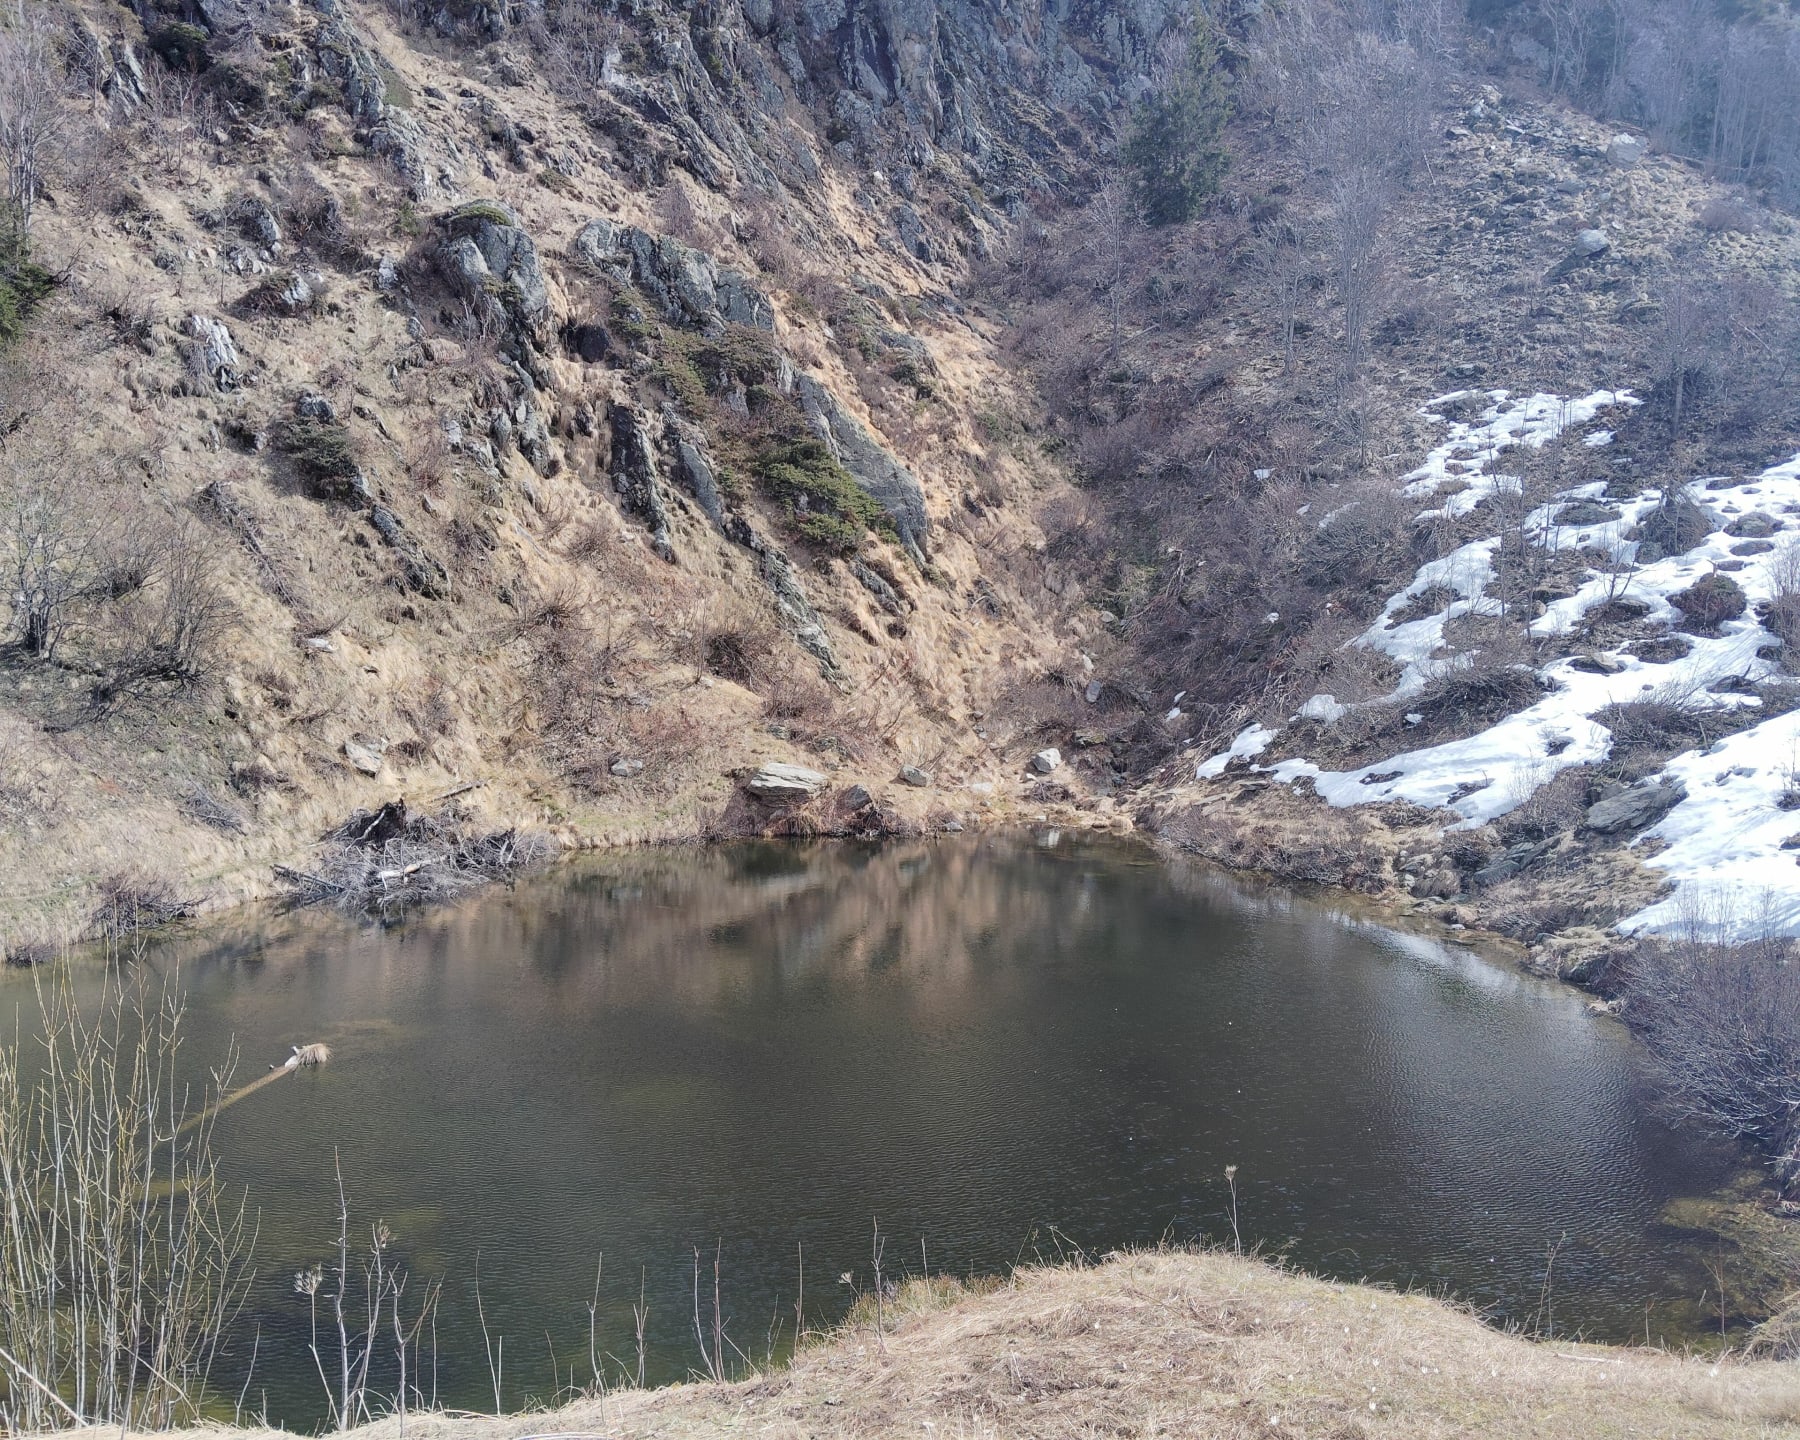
[[0, 0, 1175, 949]]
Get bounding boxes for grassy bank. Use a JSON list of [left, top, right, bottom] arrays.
[[48, 1250, 1800, 1440]]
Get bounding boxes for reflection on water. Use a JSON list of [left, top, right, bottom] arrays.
[[17, 834, 1729, 1428]]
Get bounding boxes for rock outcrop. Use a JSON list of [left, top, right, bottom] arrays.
[[574, 219, 774, 334]]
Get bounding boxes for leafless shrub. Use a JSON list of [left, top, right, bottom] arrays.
[[0, 975, 254, 1431], [229, 757, 291, 795], [561, 517, 612, 563], [179, 784, 249, 834], [1620, 932, 1800, 1195], [1, 461, 120, 660], [1500, 764, 1590, 843], [1408, 657, 1541, 730], [89, 870, 199, 944], [1759, 542, 1800, 656], [699, 609, 782, 688], [88, 517, 235, 712], [1593, 684, 1727, 763], [404, 424, 453, 493], [1697, 195, 1760, 234]]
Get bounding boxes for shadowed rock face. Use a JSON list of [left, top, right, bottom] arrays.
[[387, 0, 1183, 189]]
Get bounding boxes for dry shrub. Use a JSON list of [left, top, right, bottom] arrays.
[[89, 518, 234, 712], [178, 785, 249, 834], [1593, 684, 1732, 765], [397, 675, 457, 741], [89, 871, 198, 943], [1406, 655, 1541, 732], [1698, 195, 1760, 234], [700, 608, 783, 688], [404, 423, 453, 493], [765, 662, 838, 728], [1499, 764, 1590, 842], [1759, 543, 1800, 657], [229, 757, 291, 795], [1621, 932, 1800, 1195]]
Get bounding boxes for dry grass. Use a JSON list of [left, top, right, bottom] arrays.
[[77, 1250, 1800, 1440]]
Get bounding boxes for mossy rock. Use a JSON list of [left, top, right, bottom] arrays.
[[150, 21, 211, 72], [752, 435, 892, 556], [444, 200, 518, 230]]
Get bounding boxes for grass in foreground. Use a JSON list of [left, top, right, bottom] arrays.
[[56, 1249, 1800, 1440]]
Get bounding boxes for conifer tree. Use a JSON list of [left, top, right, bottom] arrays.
[[1124, 15, 1231, 227]]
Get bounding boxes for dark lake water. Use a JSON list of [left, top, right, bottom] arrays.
[[18, 833, 1734, 1427]]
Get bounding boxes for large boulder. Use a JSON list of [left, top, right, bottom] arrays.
[[1607, 134, 1647, 166], [744, 762, 828, 799], [573, 218, 773, 333], [436, 202, 550, 343], [1583, 780, 1686, 835]]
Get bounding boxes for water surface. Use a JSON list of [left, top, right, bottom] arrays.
[[32, 834, 1731, 1425]]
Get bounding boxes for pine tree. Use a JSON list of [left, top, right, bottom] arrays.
[[1124, 15, 1231, 227]]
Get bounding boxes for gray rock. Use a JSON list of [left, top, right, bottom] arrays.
[[296, 392, 337, 421], [608, 405, 675, 561], [1084, 680, 1103, 704], [899, 764, 932, 787], [1030, 748, 1062, 775], [843, 783, 873, 809], [1568, 652, 1626, 675], [368, 109, 431, 196], [102, 36, 147, 113], [436, 202, 549, 343], [183, 314, 240, 390], [1606, 134, 1646, 166], [667, 415, 727, 530], [315, 16, 388, 126], [761, 549, 840, 673], [573, 218, 774, 333], [343, 738, 386, 776], [1575, 228, 1610, 256], [609, 758, 646, 777], [1583, 779, 1687, 835], [1727, 511, 1780, 538], [1557, 500, 1621, 527], [744, 762, 828, 800], [850, 559, 904, 614], [369, 505, 450, 597]]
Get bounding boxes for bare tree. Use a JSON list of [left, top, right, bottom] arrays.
[[0, 4, 66, 237], [1328, 165, 1389, 382], [1251, 222, 1313, 376], [1646, 268, 1719, 443], [2, 462, 113, 660], [1084, 178, 1140, 361]]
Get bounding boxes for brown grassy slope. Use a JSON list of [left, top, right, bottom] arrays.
[[78, 1251, 1800, 1440], [0, 0, 1120, 951]]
